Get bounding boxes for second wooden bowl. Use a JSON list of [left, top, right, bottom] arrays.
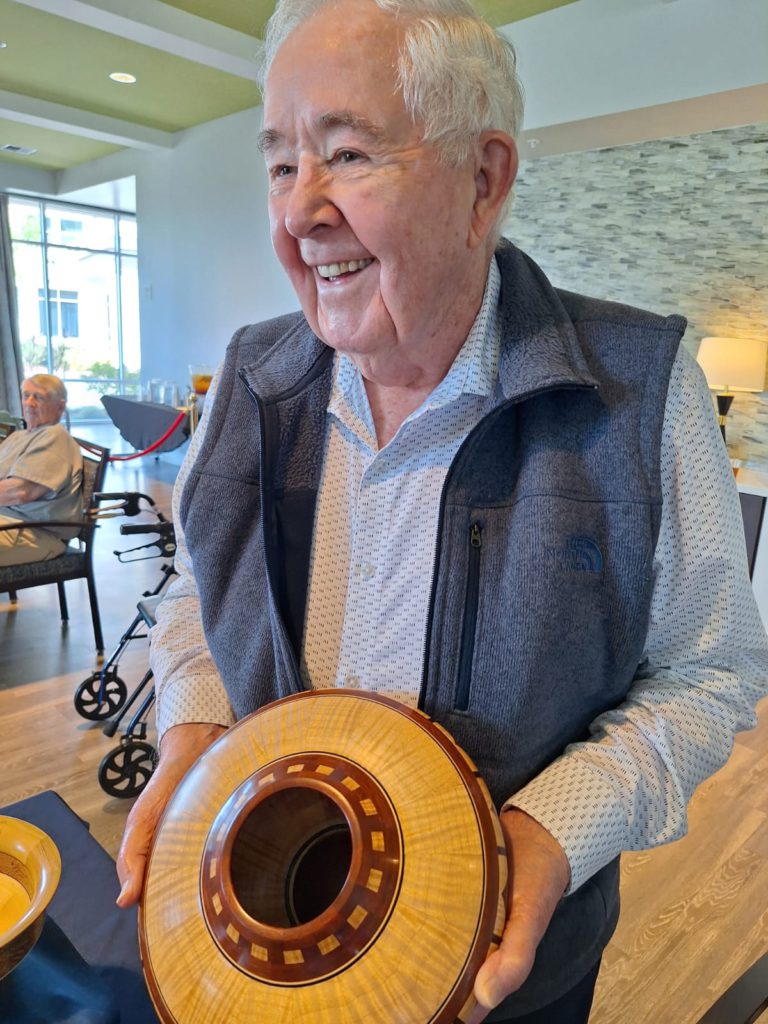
[[0, 816, 61, 980]]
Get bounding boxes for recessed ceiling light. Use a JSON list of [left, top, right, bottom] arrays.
[[109, 72, 137, 84], [0, 42, 7, 49]]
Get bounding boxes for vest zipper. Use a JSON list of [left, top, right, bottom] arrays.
[[454, 521, 482, 712], [418, 380, 596, 714], [241, 377, 305, 693]]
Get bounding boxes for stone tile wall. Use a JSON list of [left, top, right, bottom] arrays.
[[503, 123, 768, 466]]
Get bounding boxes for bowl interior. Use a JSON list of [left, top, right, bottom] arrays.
[[0, 817, 61, 950]]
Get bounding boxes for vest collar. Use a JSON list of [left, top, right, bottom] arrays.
[[495, 241, 598, 401]]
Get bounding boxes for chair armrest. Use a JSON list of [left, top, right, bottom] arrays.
[[0, 519, 87, 534]]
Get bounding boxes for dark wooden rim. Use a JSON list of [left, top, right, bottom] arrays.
[[200, 751, 404, 985]]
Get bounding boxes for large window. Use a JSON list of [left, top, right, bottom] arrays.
[[9, 196, 140, 422]]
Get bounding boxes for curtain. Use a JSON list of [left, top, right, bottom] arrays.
[[0, 194, 24, 417]]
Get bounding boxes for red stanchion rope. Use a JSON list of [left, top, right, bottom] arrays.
[[108, 409, 188, 462]]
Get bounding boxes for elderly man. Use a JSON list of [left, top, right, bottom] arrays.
[[117, 1, 768, 1021], [0, 375, 82, 566]]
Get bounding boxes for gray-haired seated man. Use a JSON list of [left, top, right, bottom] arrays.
[[0, 374, 83, 566]]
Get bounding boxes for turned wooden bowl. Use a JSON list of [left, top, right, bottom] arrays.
[[140, 690, 508, 1023], [0, 816, 61, 980]]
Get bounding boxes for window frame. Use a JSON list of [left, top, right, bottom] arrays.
[[8, 193, 137, 397]]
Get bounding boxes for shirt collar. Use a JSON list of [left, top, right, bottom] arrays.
[[329, 256, 501, 425]]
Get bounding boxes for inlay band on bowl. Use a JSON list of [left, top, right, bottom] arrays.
[[200, 752, 403, 984]]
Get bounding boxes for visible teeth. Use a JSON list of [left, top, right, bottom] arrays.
[[316, 258, 373, 279]]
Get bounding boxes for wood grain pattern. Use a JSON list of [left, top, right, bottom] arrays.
[[140, 691, 508, 1024], [0, 815, 61, 978], [0, 456, 766, 1022]]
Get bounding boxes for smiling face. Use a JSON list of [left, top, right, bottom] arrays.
[[261, 0, 494, 384]]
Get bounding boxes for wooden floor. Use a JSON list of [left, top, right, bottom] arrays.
[[0, 447, 766, 1024]]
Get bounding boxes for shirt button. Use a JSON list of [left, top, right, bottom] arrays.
[[345, 674, 360, 687], [361, 563, 375, 579]]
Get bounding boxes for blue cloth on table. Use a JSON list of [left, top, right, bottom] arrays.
[[0, 916, 119, 1024], [0, 791, 159, 1024]]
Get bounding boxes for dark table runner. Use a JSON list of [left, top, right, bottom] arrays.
[[101, 395, 189, 454], [0, 791, 160, 1024]]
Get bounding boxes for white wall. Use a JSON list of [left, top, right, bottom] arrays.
[[135, 108, 297, 384], [55, 106, 298, 389], [506, 0, 768, 130]]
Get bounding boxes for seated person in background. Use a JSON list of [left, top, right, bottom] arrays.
[[0, 375, 83, 566]]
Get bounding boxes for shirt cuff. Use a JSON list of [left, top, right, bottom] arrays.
[[154, 671, 236, 740], [502, 755, 628, 893]]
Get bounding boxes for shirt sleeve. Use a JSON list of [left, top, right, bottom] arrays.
[[4, 427, 74, 495], [509, 344, 768, 892], [150, 370, 236, 739]]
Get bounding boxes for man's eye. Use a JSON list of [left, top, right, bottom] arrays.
[[272, 165, 294, 178], [335, 150, 360, 164]]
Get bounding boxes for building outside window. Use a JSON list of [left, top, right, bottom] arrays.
[[38, 289, 80, 338], [9, 196, 140, 422]]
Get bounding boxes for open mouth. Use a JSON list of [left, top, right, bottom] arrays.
[[316, 258, 373, 281]]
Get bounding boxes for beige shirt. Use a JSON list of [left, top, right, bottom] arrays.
[[0, 425, 83, 538]]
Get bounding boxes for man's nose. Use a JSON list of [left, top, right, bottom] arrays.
[[284, 162, 342, 239]]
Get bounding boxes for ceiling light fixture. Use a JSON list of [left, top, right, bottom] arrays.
[[109, 72, 137, 84], [0, 42, 8, 49], [0, 144, 37, 156]]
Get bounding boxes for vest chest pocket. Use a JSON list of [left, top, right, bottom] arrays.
[[446, 497, 657, 720]]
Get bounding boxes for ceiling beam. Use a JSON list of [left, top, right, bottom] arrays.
[[0, 161, 56, 195], [0, 91, 176, 150], [10, 0, 262, 81]]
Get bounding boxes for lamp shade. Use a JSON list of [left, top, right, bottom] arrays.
[[697, 336, 767, 392]]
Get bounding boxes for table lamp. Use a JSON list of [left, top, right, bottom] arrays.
[[696, 336, 767, 442]]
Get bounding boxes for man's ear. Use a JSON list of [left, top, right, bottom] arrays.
[[468, 131, 518, 249]]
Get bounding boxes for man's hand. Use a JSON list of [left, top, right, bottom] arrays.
[[467, 809, 571, 1024], [0, 475, 49, 504], [115, 722, 226, 908]]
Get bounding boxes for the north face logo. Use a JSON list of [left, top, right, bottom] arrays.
[[548, 535, 604, 572]]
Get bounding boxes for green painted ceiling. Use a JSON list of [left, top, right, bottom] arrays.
[[163, 0, 577, 33], [0, 1, 259, 132], [0, 118, 121, 171], [0, 0, 577, 174], [479, 0, 577, 26], [161, 0, 274, 37]]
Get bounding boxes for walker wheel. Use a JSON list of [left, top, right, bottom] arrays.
[[74, 671, 128, 721], [98, 741, 157, 799]]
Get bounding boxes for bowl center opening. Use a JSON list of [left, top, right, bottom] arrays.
[[230, 788, 352, 928]]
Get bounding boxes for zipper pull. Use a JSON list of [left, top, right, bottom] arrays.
[[470, 522, 482, 548]]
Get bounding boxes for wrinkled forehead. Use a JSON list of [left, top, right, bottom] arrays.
[[264, 1, 406, 103], [262, 9, 417, 151], [21, 380, 58, 400]]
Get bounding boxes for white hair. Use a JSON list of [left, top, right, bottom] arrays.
[[259, 0, 524, 166], [24, 374, 67, 403]]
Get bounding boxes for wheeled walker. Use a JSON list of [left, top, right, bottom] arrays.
[[73, 491, 175, 722], [98, 592, 160, 799]]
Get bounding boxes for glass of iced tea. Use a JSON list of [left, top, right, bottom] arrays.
[[189, 364, 214, 396]]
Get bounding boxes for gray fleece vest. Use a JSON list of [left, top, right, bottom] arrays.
[[181, 242, 684, 1016]]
